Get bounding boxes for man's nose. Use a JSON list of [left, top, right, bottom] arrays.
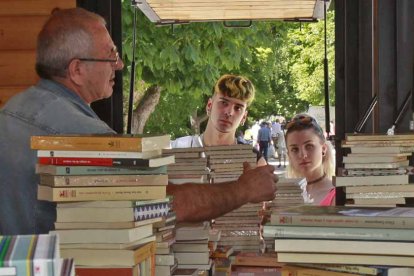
[[115, 58, 124, 71]]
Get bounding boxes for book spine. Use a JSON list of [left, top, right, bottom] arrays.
[[270, 214, 414, 229], [31, 136, 143, 152], [38, 185, 166, 202], [263, 225, 414, 241], [36, 165, 167, 175], [5, 235, 37, 276], [40, 174, 168, 187], [38, 157, 151, 167], [37, 150, 160, 158]]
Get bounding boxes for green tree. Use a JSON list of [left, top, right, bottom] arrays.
[[121, 2, 334, 136]]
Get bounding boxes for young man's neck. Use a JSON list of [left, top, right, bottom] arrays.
[[202, 125, 236, 146]]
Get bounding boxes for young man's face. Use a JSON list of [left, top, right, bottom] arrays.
[[206, 92, 248, 134]]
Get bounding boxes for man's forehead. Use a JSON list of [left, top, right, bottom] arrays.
[[214, 94, 248, 107]]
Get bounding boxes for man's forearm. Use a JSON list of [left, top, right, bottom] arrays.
[[166, 181, 249, 223]]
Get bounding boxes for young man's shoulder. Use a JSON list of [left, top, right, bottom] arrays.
[[170, 135, 202, 148]]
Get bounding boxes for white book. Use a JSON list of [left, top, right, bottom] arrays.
[[37, 149, 162, 158]]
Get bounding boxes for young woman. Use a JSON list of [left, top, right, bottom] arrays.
[[285, 114, 336, 206]]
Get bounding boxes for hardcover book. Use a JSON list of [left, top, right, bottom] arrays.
[[31, 134, 170, 152]]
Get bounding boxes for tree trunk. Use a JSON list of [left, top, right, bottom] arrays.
[[131, 85, 162, 134], [190, 110, 208, 134]]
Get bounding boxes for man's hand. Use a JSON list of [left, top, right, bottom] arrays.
[[239, 162, 278, 203]]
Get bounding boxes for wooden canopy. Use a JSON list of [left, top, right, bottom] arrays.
[[135, 0, 328, 24]]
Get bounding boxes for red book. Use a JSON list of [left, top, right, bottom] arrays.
[[37, 155, 174, 167], [76, 266, 139, 276]]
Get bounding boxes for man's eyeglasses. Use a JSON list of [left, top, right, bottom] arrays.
[[285, 115, 322, 132], [76, 47, 120, 65]]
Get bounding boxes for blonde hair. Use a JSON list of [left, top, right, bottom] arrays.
[[213, 74, 255, 106], [285, 113, 335, 179]]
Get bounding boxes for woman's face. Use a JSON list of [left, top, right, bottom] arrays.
[[286, 128, 326, 177]]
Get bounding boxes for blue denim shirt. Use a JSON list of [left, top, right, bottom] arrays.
[[0, 79, 115, 234]]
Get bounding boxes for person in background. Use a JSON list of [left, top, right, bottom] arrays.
[[276, 127, 287, 168], [285, 114, 335, 205], [257, 121, 272, 163], [0, 9, 277, 235], [169, 74, 277, 222]]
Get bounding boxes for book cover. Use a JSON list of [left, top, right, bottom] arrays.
[[172, 242, 209, 253], [344, 160, 409, 169], [56, 202, 170, 222], [51, 224, 153, 244], [76, 265, 140, 276], [281, 265, 363, 276], [277, 252, 414, 267], [0, 234, 60, 276], [38, 185, 166, 202], [38, 155, 175, 167], [263, 224, 414, 241], [345, 133, 414, 141], [172, 268, 199, 276], [333, 174, 410, 187], [342, 155, 408, 163], [233, 252, 281, 267], [349, 145, 414, 154], [346, 184, 414, 193], [270, 205, 414, 228], [61, 241, 155, 266], [59, 235, 156, 250], [274, 238, 414, 256], [174, 252, 210, 265], [37, 149, 163, 159], [40, 174, 168, 187], [55, 217, 162, 230], [31, 134, 170, 152], [36, 164, 167, 175]]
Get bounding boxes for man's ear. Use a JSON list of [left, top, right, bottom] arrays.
[[206, 98, 213, 114], [66, 59, 85, 86], [241, 110, 248, 125]]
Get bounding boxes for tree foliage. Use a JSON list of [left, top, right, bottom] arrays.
[[121, 1, 335, 137]]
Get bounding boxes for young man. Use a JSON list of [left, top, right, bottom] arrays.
[[0, 10, 277, 234], [169, 75, 277, 222]]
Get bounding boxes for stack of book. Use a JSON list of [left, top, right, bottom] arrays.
[[173, 222, 213, 273], [163, 147, 208, 184], [230, 251, 281, 275], [265, 205, 414, 274], [154, 208, 178, 275], [0, 234, 74, 276], [205, 144, 262, 253], [262, 177, 306, 251], [31, 134, 173, 276], [205, 144, 256, 184], [338, 133, 414, 207], [210, 245, 234, 275]]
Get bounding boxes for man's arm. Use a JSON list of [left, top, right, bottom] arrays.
[[167, 163, 277, 223]]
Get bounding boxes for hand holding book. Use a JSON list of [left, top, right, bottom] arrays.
[[239, 162, 278, 203]]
